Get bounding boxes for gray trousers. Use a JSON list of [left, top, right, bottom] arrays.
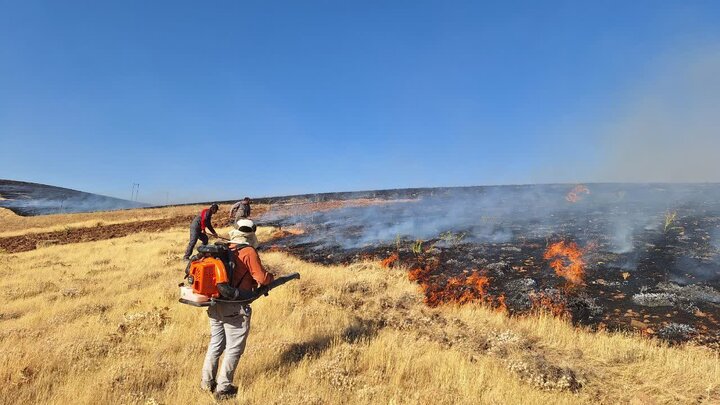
[[201, 303, 252, 391], [183, 223, 208, 259]]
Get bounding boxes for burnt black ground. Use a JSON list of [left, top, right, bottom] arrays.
[[259, 183, 720, 347]]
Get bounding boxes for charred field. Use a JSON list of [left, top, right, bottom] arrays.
[[261, 183, 720, 348]]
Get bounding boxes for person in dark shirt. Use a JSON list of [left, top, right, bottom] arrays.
[[183, 203, 219, 260]]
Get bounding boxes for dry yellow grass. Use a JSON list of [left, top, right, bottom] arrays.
[[0, 223, 718, 404]]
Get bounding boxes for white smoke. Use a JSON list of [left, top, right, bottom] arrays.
[[261, 185, 717, 252], [598, 46, 720, 183]]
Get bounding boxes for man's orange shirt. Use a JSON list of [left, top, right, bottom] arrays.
[[229, 245, 274, 291]]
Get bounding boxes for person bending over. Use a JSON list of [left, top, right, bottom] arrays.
[[183, 203, 219, 260]]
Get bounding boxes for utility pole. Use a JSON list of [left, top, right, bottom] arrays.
[[131, 183, 140, 202]]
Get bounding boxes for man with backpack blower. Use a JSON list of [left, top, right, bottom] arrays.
[[200, 218, 275, 399], [183, 203, 220, 261]]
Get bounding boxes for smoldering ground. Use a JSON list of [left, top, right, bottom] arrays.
[[261, 183, 720, 345], [262, 184, 720, 263]]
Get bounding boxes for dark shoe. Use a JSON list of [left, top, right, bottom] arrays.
[[200, 381, 216, 392], [214, 385, 238, 400]]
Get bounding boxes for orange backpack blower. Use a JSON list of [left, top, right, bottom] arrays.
[[188, 257, 229, 298], [179, 242, 301, 307], [179, 243, 238, 305]]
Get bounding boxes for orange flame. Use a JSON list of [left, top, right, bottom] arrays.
[[530, 292, 568, 317], [408, 264, 499, 308], [380, 253, 399, 268], [408, 265, 431, 281], [496, 294, 507, 313], [396, 256, 504, 310], [453, 272, 491, 305], [544, 241, 585, 285], [565, 185, 590, 203]]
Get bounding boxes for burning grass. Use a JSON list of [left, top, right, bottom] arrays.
[[372, 239, 588, 319], [544, 241, 586, 285], [263, 184, 720, 348], [405, 260, 502, 309], [380, 252, 399, 268], [565, 185, 590, 203]]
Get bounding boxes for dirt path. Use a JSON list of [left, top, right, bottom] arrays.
[[0, 199, 398, 253], [0, 215, 195, 253]]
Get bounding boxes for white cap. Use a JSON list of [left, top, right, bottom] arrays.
[[235, 218, 256, 234]]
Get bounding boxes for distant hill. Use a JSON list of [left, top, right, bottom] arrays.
[[0, 180, 146, 216]]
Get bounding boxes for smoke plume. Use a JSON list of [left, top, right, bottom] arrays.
[[599, 47, 720, 183]]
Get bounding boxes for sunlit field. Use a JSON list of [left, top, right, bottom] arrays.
[[0, 205, 207, 237], [0, 208, 718, 404]]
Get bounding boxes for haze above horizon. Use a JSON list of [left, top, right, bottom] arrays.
[[2, 1, 720, 204]]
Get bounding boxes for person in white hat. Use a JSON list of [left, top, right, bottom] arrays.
[[200, 218, 274, 399]]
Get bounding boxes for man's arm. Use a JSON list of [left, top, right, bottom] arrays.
[[229, 202, 241, 218], [204, 210, 218, 235]]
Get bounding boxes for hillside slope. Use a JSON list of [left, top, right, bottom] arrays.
[[0, 179, 144, 216], [0, 224, 717, 404]]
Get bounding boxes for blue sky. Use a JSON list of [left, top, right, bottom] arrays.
[[2, 1, 720, 204]]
